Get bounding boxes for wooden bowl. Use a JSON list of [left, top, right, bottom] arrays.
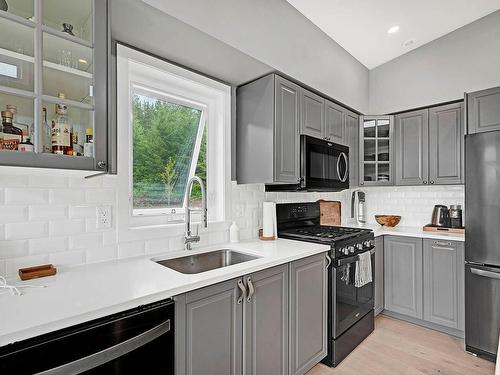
[[375, 215, 401, 227]]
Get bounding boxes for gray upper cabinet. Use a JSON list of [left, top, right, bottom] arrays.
[[244, 265, 289, 375], [467, 86, 500, 134], [325, 100, 346, 144], [395, 109, 429, 186], [289, 253, 328, 375], [175, 278, 243, 375], [236, 74, 300, 184], [275, 76, 301, 183], [374, 236, 384, 316], [359, 116, 394, 186], [423, 239, 465, 331], [346, 110, 359, 187], [301, 89, 324, 139], [384, 236, 423, 319], [428, 103, 464, 185], [0, 0, 110, 172]]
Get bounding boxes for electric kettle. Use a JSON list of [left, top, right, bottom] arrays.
[[431, 205, 450, 227]]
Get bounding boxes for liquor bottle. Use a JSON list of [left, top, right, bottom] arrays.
[[1, 110, 22, 151], [42, 107, 52, 153], [83, 128, 93, 157], [51, 93, 73, 155]]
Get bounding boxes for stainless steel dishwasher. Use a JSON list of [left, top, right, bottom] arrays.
[[0, 299, 174, 374]]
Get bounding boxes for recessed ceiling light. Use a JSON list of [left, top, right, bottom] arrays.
[[402, 38, 416, 47], [387, 25, 400, 34]]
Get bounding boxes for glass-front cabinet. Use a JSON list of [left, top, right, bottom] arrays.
[[0, 0, 109, 171], [359, 115, 394, 186]]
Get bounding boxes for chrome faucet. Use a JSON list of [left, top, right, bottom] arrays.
[[184, 176, 208, 250]]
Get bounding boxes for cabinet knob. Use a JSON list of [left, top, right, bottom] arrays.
[[423, 180, 428, 184], [97, 161, 107, 170], [430, 180, 435, 184], [360, 182, 364, 185]]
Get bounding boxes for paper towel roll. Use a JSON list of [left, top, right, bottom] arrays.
[[262, 202, 275, 238]]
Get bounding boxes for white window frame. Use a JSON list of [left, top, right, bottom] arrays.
[[116, 45, 232, 241]]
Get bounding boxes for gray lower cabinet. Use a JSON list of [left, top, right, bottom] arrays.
[[395, 109, 429, 186], [467, 86, 500, 134], [383, 236, 423, 319], [289, 253, 328, 375], [346, 110, 359, 187], [244, 265, 289, 375], [383, 235, 465, 336], [301, 89, 325, 139], [175, 254, 328, 375], [175, 278, 243, 375], [423, 239, 465, 331], [429, 103, 464, 185], [374, 236, 384, 316], [236, 74, 300, 184]]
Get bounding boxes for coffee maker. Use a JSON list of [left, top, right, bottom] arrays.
[[351, 190, 366, 225]]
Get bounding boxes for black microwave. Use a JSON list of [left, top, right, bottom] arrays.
[[300, 135, 349, 191]]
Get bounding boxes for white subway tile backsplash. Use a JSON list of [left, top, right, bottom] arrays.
[[86, 189, 115, 204], [86, 245, 118, 263], [0, 240, 29, 259], [29, 237, 69, 254], [0, 175, 29, 187], [5, 222, 48, 240], [29, 176, 69, 188], [50, 189, 85, 204], [49, 220, 86, 236], [49, 250, 85, 267], [145, 238, 170, 254], [118, 241, 146, 259], [69, 233, 103, 249], [29, 205, 67, 221], [0, 206, 28, 223], [5, 188, 49, 205], [69, 205, 97, 219]]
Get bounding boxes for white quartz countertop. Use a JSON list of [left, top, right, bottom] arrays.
[[0, 239, 330, 347], [344, 221, 465, 242]]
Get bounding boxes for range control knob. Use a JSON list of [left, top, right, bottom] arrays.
[[342, 247, 349, 255], [348, 246, 355, 254], [364, 240, 374, 248], [356, 243, 363, 250]]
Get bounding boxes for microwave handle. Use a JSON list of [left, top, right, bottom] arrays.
[[337, 152, 348, 183]]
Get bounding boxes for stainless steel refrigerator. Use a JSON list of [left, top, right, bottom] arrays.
[[465, 131, 500, 361]]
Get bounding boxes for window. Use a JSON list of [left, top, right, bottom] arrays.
[[116, 45, 231, 240]]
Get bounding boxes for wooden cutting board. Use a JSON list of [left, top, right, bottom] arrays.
[[318, 200, 341, 226]]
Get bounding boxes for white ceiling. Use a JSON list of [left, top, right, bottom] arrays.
[[286, 0, 500, 69]]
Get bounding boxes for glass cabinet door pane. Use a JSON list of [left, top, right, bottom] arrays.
[[43, 66, 93, 104], [376, 119, 390, 138], [0, 92, 34, 152], [364, 164, 376, 183], [363, 119, 376, 138], [377, 163, 390, 182], [42, 0, 93, 42], [0, 18, 34, 91], [364, 139, 376, 161], [43, 100, 94, 157], [0, 0, 34, 21], [377, 139, 389, 161]]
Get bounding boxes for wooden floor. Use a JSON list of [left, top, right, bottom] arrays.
[[309, 315, 495, 375]]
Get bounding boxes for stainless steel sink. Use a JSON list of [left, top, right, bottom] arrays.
[[155, 249, 260, 274]]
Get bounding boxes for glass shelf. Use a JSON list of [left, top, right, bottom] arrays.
[[43, 32, 93, 75], [43, 65, 93, 104], [42, 0, 92, 43]]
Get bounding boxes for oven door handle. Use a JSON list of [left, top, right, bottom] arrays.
[[37, 319, 171, 375], [336, 248, 375, 267], [337, 152, 348, 183]]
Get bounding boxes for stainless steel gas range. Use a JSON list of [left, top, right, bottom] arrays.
[[276, 202, 375, 367]]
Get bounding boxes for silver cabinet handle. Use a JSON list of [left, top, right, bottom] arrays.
[[434, 241, 452, 247], [325, 254, 332, 269], [237, 279, 246, 305], [246, 277, 255, 302], [470, 268, 500, 280], [38, 319, 170, 375]]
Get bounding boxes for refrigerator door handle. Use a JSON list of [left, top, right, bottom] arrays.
[[470, 267, 500, 280]]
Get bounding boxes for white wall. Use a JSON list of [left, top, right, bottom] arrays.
[[369, 10, 500, 114], [140, 0, 370, 113]]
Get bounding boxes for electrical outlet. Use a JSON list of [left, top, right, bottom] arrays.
[[96, 205, 112, 229]]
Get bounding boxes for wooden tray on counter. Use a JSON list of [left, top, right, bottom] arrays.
[[423, 225, 465, 234]]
